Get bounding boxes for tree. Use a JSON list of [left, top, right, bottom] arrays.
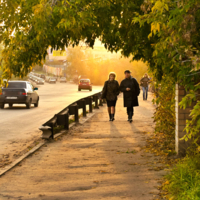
[[0, 43, 4, 85], [0, 0, 153, 78]]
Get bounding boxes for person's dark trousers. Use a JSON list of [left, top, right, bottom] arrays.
[[142, 86, 148, 100], [127, 107, 134, 120]]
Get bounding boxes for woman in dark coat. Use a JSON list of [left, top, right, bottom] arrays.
[[101, 72, 120, 121], [120, 70, 140, 122]]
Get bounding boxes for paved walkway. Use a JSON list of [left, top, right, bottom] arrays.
[[0, 94, 165, 200]]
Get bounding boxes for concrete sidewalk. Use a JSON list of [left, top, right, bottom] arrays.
[[0, 94, 165, 200]]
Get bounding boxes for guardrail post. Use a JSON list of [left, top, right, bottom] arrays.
[[40, 115, 57, 139], [51, 123, 55, 139], [85, 97, 93, 113], [39, 126, 52, 139], [57, 109, 69, 130], [69, 103, 79, 123], [65, 113, 69, 130], [94, 95, 99, 109], [77, 99, 86, 117], [83, 102, 86, 117], [75, 105, 79, 122], [89, 101, 93, 112], [99, 99, 103, 106]]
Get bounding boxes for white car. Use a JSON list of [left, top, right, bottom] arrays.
[[60, 77, 67, 83], [36, 78, 45, 85], [49, 77, 56, 84]]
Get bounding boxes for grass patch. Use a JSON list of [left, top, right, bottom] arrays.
[[53, 125, 65, 134], [163, 154, 200, 200], [126, 150, 138, 154]]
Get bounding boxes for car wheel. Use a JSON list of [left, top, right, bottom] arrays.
[[0, 104, 4, 109], [34, 98, 39, 107], [89, 88, 92, 91], [26, 99, 32, 109], [78, 88, 81, 91], [9, 103, 13, 108]]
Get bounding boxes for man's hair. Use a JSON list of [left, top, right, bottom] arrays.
[[124, 70, 131, 74]]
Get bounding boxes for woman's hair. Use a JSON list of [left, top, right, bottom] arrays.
[[109, 72, 116, 80]]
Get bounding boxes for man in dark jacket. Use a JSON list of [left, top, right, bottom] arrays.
[[120, 70, 140, 122]]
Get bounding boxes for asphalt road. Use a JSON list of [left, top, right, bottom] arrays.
[[0, 82, 102, 163]]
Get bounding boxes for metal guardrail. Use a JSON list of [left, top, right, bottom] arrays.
[[39, 92, 104, 139]]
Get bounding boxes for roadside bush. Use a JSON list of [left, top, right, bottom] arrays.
[[153, 76, 175, 137], [164, 155, 200, 200]]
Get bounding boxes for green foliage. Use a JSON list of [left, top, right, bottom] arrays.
[[135, 0, 200, 155], [153, 76, 175, 136], [179, 82, 200, 150], [164, 155, 200, 200], [0, 0, 152, 78], [0, 43, 4, 87]]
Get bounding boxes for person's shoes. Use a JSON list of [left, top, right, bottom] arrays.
[[111, 114, 115, 121], [127, 114, 130, 121], [128, 112, 133, 123], [109, 114, 112, 121]]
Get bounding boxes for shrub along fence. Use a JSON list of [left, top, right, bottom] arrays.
[[39, 92, 103, 139]]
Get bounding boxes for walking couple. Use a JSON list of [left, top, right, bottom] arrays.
[[101, 70, 140, 123]]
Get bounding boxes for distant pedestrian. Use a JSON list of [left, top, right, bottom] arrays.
[[140, 73, 150, 100], [120, 70, 140, 123], [101, 72, 120, 121]]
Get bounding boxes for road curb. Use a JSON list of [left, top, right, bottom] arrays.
[[0, 141, 45, 177], [0, 109, 99, 177]]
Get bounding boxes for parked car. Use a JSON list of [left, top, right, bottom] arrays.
[[48, 77, 56, 84], [36, 78, 45, 85], [0, 81, 39, 109], [45, 76, 50, 82], [60, 77, 67, 83], [40, 74, 46, 79], [32, 75, 38, 82], [78, 79, 92, 91]]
